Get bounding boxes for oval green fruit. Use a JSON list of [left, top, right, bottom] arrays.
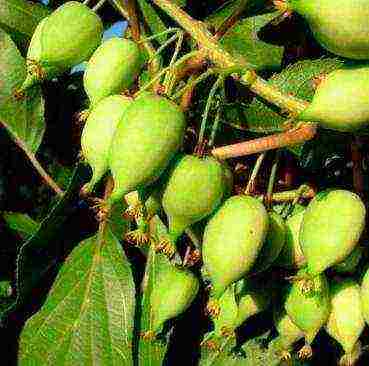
[[108, 94, 186, 204], [21, 1, 103, 92], [333, 246, 363, 274], [360, 266, 369, 325], [275, 205, 306, 269], [300, 189, 365, 276], [288, 0, 369, 60], [270, 307, 304, 356], [81, 95, 132, 194], [203, 195, 269, 299], [84, 38, 143, 108], [326, 279, 365, 358], [284, 268, 330, 346], [298, 67, 369, 132], [233, 278, 270, 329], [150, 264, 199, 334], [162, 155, 231, 242], [251, 211, 286, 273]]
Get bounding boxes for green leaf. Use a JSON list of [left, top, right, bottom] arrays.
[[0, 0, 50, 48], [242, 58, 345, 134], [207, 0, 270, 28], [137, 216, 173, 366], [18, 227, 136, 365], [2, 211, 39, 239], [0, 28, 45, 153], [0, 163, 89, 320], [218, 12, 284, 72]]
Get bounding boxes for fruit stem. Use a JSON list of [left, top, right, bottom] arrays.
[[92, 0, 107, 12], [211, 123, 317, 159], [197, 74, 224, 150], [244, 152, 266, 195], [265, 150, 280, 207], [172, 68, 218, 100], [208, 99, 222, 148], [152, 0, 309, 115]]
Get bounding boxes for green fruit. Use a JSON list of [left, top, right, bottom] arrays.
[[333, 246, 363, 274], [81, 95, 132, 193], [288, 0, 369, 60], [275, 205, 306, 269], [251, 211, 286, 273], [271, 307, 304, 355], [84, 38, 143, 108], [233, 278, 270, 328], [108, 94, 186, 204], [360, 267, 369, 325], [211, 284, 238, 337], [284, 268, 330, 346], [203, 195, 269, 299], [162, 155, 231, 242], [21, 1, 103, 91], [326, 279, 365, 358], [150, 264, 199, 334], [300, 190, 365, 276], [298, 67, 369, 131]]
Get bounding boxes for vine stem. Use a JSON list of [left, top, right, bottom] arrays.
[[245, 152, 266, 195], [0, 121, 64, 196], [257, 184, 315, 202], [152, 0, 308, 114], [212, 123, 317, 159]]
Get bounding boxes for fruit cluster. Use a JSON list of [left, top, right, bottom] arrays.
[[17, 0, 369, 364]]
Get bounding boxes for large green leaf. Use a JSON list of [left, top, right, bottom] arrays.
[[18, 227, 136, 365], [0, 0, 49, 48], [0, 28, 45, 153], [0, 163, 89, 320], [137, 216, 174, 366], [219, 12, 284, 72]]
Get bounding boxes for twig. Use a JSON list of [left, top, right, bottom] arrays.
[[126, 0, 140, 42], [245, 152, 266, 195], [212, 123, 317, 159], [152, 0, 308, 115], [208, 99, 222, 148], [0, 121, 64, 196]]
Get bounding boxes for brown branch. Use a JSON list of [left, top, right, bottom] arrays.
[[212, 123, 317, 159], [126, 0, 140, 41]]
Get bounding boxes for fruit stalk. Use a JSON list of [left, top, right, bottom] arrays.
[[152, 0, 308, 115], [211, 123, 317, 159], [126, 0, 140, 42]]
